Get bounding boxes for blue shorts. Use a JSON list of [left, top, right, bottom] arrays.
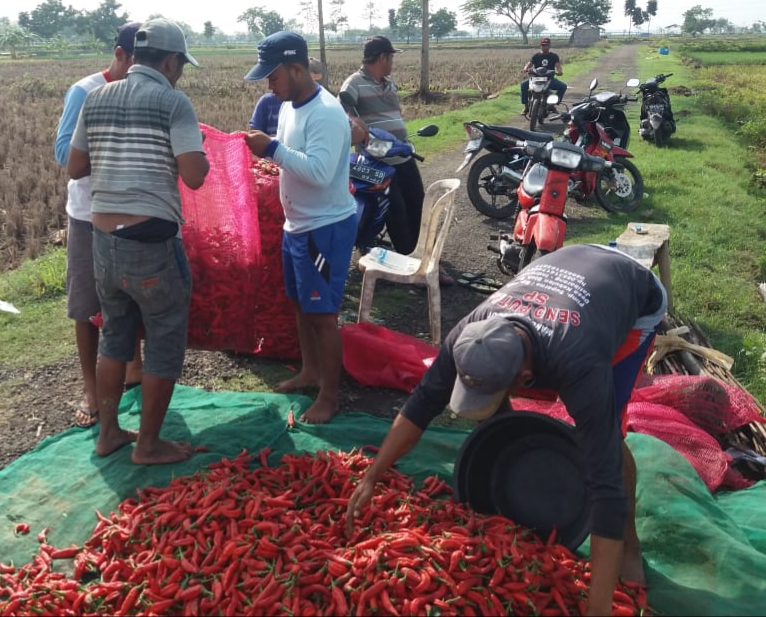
[[282, 215, 356, 314], [92, 228, 191, 380]]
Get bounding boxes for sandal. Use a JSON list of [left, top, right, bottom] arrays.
[[74, 405, 99, 428], [457, 273, 505, 294]]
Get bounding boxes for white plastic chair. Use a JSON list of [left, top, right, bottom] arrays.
[[356, 178, 461, 345]]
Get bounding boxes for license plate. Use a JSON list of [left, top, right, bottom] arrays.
[[456, 151, 477, 173], [463, 138, 482, 153], [350, 163, 386, 185]]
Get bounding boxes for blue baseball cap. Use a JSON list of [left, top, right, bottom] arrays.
[[245, 31, 308, 81]]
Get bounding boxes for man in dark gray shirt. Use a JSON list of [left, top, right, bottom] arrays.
[[345, 243, 667, 616]]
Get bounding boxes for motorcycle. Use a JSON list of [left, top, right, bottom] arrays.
[[455, 120, 555, 219], [350, 124, 438, 254], [637, 73, 676, 147], [557, 78, 644, 213], [488, 139, 622, 276], [526, 67, 558, 131]]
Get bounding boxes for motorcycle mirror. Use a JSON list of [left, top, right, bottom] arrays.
[[588, 78, 598, 92], [626, 78, 640, 88], [338, 91, 359, 115], [417, 124, 439, 137]]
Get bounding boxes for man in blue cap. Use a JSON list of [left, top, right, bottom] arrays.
[[55, 21, 145, 429], [345, 243, 668, 616], [243, 32, 357, 425]]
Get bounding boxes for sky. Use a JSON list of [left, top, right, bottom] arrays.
[[2, 0, 764, 35]]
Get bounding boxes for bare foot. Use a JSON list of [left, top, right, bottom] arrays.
[[275, 373, 320, 393], [621, 544, 646, 585], [95, 428, 138, 457], [300, 399, 338, 424], [132, 440, 194, 465]]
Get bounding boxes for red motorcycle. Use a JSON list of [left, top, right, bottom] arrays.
[[489, 139, 622, 275], [557, 79, 644, 214]]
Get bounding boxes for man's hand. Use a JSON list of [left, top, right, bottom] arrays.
[[244, 130, 272, 157], [349, 116, 369, 147], [345, 476, 376, 536]]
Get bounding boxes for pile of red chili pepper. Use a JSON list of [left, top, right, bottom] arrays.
[[181, 156, 300, 360], [0, 448, 653, 616]]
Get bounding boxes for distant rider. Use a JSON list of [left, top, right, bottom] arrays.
[[520, 37, 566, 115]]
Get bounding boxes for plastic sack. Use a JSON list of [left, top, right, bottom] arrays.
[[340, 323, 438, 392], [179, 124, 299, 359]]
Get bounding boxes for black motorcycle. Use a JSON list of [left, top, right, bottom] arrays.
[[637, 73, 676, 147], [455, 121, 554, 219]]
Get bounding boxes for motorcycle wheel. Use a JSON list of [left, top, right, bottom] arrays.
[[529, 99, 541, 132], [518, 242, 548, 272], [594, 157, 644, 214], [466, 152, 523, 219], [653, 129, 666, 148]]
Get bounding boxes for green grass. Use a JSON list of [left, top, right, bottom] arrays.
[[564, 45, 766, 401], [0, 248, 74, 368]]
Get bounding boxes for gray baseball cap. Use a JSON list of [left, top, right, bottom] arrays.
[[449, 317, 525, 421], [134, 18, 198, 67]]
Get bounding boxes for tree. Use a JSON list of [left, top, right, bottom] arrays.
[[299, 0, 317, 33], [83, 0, 130, 47], [460, 0, 550, 45], [330, 0, 348, 37], [552, 0, 610, 40], [420, 0, 430, 99], [317, 0, 327, 87], [624, 0, 656, 34], [203, 21, 215, 40], [237, 7, 286, 38], [17, 0, 78, 40], [430, 8, 457, 41], [682, 5, 715, 35], [0, 24, 33, 58], [396, 0, 422, 43], [363, 2, 379, 31]]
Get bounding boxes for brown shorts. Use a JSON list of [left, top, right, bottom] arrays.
[[66, 216, 100, 323]]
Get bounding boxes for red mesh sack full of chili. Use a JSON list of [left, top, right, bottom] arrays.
[[178, 124, 299, 360]]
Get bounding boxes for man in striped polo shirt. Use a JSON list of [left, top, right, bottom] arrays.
[[67, 18, 209, 465]]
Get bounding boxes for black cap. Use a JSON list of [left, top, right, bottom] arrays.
[[363, 35, 402, 61]]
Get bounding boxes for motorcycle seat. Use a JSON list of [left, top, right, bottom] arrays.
[[486, 125, 554, 143]]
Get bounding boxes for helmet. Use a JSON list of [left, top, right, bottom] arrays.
[[540, 38, 551, 46]]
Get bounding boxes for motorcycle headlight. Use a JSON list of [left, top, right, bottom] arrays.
[[365, 136, 394, 158], [549, 147, 583, 169]]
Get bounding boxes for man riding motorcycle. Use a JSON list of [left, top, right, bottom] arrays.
[[520, 38, 567, 115]]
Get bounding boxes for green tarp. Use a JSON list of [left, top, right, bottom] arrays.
[[1, 385, 765, 615]]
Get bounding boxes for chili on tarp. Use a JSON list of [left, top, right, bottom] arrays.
[[0, 449, 652, 616]]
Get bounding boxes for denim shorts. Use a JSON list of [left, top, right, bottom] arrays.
[[92, 228, 191, 380], [66, 216, 100, 322]]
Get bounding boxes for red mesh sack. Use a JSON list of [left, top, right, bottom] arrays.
[[630, 374, 764, 434], [627, 401, 753, 491], [179, 124, 299, 360], [340, 323, 438, 393]]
